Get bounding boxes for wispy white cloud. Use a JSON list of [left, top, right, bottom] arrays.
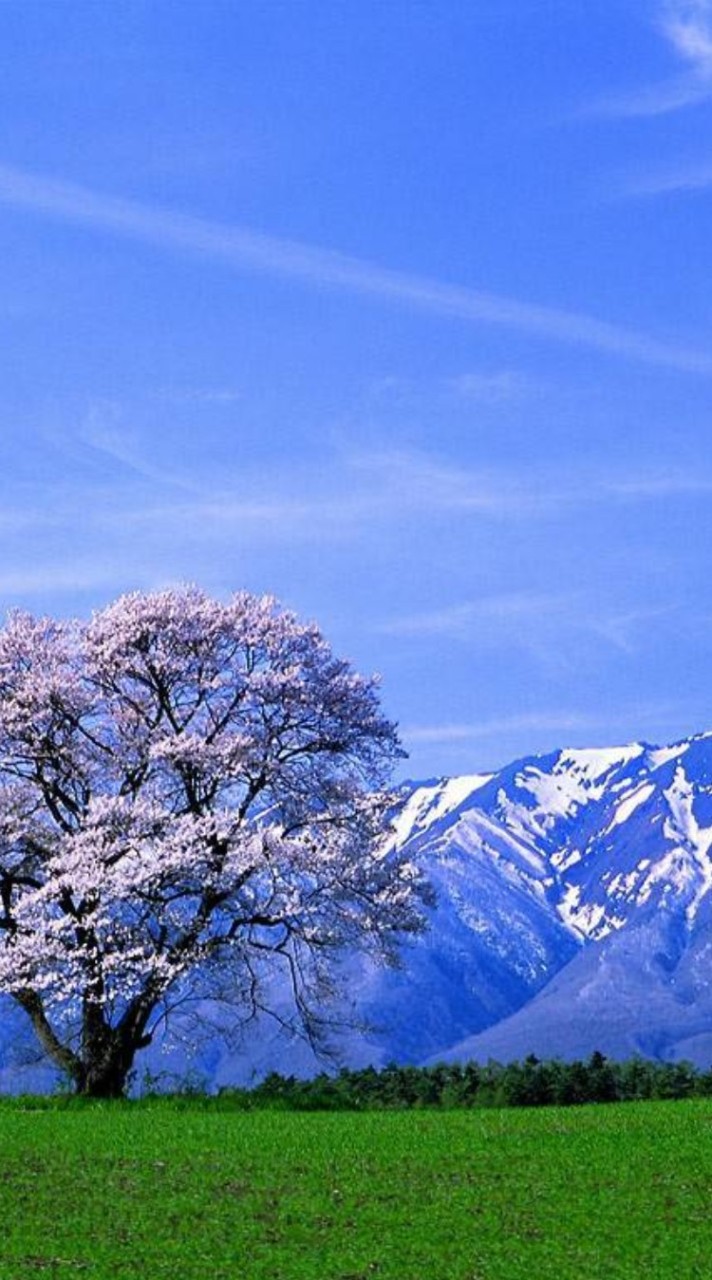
[[621, 156, 712, 198], [584, 606, 676, 655], [380, 591, 677, 660], [343, 454, 712, 531], [83, 448, 557, 541], [14, 424, 712, 566], [402, 712, 622, 744], [28, 431, 712, 559], [446, 369, 529, 404], [97, 448, 607, 538], [594, 0, 712, 118], [366, 369, 534, 413], [148, 386, 243, 406], [49, 400, 206, 495], [0, 163, 709, 373], [0, 566, 130, 598], [380, 592, 570, 641], [402, 701, 694, 747], [345, 451, 543, 519], [664, 0, 712, 67], [5, 426, 712, 622], [605, 471, 712, 497]]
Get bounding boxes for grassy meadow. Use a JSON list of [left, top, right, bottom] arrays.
[[0, 1098, 709, 1279]]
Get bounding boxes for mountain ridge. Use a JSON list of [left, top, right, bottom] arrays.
[[397, 731, 712, 1068]]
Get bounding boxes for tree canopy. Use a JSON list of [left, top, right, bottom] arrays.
[[0, 587, 427, 1096]]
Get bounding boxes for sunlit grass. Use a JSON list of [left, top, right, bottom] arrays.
[[0, 1099, 709, 1277]]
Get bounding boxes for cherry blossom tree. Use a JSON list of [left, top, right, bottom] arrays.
[[0, 587, 427, 1097]]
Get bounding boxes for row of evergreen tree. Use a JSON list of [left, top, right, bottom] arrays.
[[210, 1053, 712, 1110], [4, 1053, 710, 1108]]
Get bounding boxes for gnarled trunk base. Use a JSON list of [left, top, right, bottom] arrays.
[[74, 1062, 132, 1099]]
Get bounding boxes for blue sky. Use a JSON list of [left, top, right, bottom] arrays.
[[1, 0, 712, 778]]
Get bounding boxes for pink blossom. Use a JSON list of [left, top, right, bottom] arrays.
[[0, 587, 426, 1096]]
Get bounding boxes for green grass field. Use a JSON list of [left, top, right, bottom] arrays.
[[0, 1099, 710, 1279]]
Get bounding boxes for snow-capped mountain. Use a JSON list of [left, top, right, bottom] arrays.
[[398, 734, 712, 947], [159, 729, 712, 1077], [4, 731, 712, 1088], [402, 732, 712, 1067]]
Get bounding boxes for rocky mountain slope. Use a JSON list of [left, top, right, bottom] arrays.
[[416, 733, 712, 1067]]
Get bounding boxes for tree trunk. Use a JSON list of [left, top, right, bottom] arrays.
[[75, 1026, 153, 1098], [15, 989, 153, 1099], [75, 1057, 133, 1099], [15, 989, 83, 1085], [74, 985, 157, 1097]]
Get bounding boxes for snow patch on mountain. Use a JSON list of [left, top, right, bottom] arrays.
[[390, 773, 493, 846], [607, 782, 655, 830]]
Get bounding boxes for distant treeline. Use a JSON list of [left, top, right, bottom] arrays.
[[210, 1053, 712, 1110], [2, 1053, 711, 1109]]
